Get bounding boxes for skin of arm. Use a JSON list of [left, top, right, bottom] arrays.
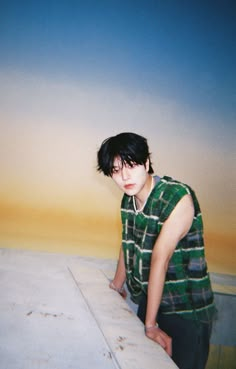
[[110, 246, 127, 298], [145, 194, 195, 356]]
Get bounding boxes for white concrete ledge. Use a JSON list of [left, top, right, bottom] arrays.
[[1, 249, 235, 369], [69, 265, 178, 369], [0, 249, 177, 369]]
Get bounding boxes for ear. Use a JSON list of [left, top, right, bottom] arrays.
[[145, 158, 150, 173]]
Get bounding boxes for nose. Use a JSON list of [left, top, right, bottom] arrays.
[[121, 166, 130, 181]]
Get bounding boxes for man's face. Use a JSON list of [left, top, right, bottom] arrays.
[[111, 157, 149, 196]]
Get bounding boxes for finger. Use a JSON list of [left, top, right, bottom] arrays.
[[159, 334, 172, 356], [166, 338, 172, 356], [145, 328, 172, 356], [156, 335, 172, 357], [155, 335, 167, 351], [158, 331, 172, 356]]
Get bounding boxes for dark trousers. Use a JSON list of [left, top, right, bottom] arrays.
[[137, 295, 212, 369]]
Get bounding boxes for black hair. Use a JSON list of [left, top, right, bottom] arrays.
[[97, 132, 154, 176]]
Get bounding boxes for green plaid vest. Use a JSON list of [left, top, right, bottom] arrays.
[[121, 176, 216, 322]]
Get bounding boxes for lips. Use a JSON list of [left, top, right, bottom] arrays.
[[124, 184, 135, 190]]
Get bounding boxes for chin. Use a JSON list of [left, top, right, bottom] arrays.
[[124, 189, 137, 196]]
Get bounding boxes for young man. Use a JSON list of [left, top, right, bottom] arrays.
[[97, 132, 216, 369]]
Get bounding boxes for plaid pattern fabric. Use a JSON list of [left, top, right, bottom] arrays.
[[121, 176, 216, 323]]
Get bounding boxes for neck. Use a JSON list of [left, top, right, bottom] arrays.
[[134, 175, 153, 211]]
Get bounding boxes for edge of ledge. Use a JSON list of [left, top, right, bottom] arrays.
[[69, 264, 178, 369]]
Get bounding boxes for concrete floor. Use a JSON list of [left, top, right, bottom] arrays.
[[0, 248, 177, 369]]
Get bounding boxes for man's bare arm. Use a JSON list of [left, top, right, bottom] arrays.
[[145, 194, 194, 355], [110, 246, 127, 298]]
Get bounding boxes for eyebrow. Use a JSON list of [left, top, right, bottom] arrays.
[[111, 164, 121, 170]]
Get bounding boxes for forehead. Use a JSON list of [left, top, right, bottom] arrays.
[[113, 157, 122, 167]]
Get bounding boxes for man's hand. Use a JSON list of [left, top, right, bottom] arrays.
[[119, 288, 127, 299], [145, 326, 172, 356], [109, 281, 127, 299]]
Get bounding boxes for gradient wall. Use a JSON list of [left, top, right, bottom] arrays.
[[0, 1, 235, 275]]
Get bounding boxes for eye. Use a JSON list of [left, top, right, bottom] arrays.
[[112, 167, 120, 174], [125, 161, 137, 169]]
